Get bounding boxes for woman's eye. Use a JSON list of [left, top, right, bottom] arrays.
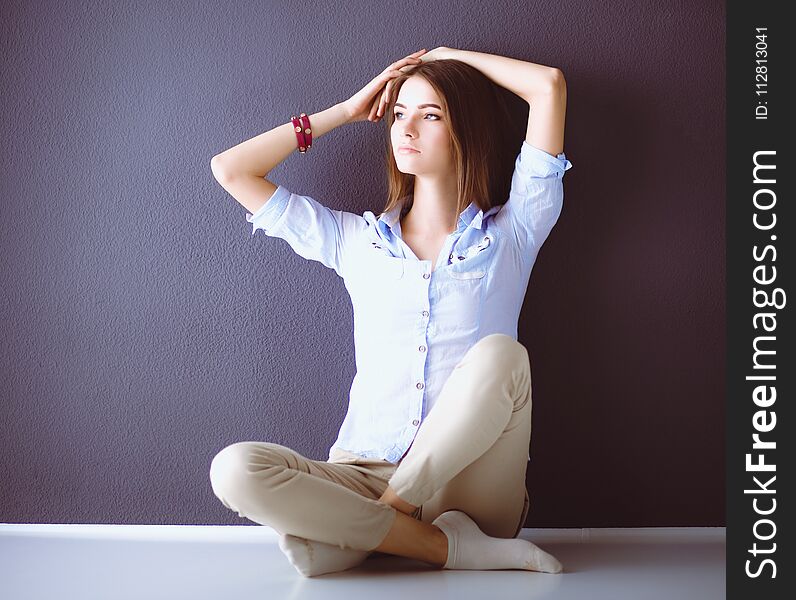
[[394, 111, 440, 120]]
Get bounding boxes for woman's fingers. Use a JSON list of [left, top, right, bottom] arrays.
[[367, 52, 426, 122], [378, 87, 391, 120], [377, 64, 410, 117], [402, 57, 423, 70], [379, 80, 394, 117], [389, 56, 422, 74], [377, 80, 390, 118], [375, 69, 400, 112], [391, 52, 422, 66], [377, 89, 386, 118], [368, 93, 380, 121]]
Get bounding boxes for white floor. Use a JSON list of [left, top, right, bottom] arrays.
[[0, 524, 725, 600]]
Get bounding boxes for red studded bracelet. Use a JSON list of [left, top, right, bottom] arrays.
[[290, 113, 312, 153]]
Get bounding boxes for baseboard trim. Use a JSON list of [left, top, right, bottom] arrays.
[[522, 527, 726, 544], [0, 523, 726, 544]]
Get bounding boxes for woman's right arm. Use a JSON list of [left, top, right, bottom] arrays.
[[211, 50, 427, 215], [210, 102, 352, 215]]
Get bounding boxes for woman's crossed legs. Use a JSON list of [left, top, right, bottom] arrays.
[[209, 334, 558, 575]]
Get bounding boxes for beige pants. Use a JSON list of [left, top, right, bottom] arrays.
[[209, 333, 533, 551]]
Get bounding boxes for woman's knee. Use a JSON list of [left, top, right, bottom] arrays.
[[209, 441, 285, 497], [471, 334, 530, 372]]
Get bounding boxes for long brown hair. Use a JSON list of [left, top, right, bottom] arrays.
[[381, 59, 528, 222]]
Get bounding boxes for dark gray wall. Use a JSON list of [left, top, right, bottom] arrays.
[[0, 1, 725, 527]]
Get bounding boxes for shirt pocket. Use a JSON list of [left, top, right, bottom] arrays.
[[448, 234, 493, 270], [449, 268, 487, 280], [437, 234, 495, 334], [437, 270, 486, 335]]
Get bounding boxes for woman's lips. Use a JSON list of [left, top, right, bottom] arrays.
[[398, 147, 420, 154]]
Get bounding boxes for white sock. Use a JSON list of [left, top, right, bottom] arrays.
[[432, 510, 563, 573], [278, 533, 372, 577]]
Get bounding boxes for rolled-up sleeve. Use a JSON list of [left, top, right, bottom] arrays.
[[245, 185, 367, 279], [496, 141, 573, 256]]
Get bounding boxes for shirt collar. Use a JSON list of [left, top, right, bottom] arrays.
[[378, 197, 498, 237]]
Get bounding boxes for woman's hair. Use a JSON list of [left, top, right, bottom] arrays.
[[381, 59, 528, 222]]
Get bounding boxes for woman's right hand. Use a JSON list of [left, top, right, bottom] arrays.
[[343, 49, 428, 124]]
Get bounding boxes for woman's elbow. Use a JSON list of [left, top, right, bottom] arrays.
[[548, 69, 566, 92], [211, 154, 229, 182]]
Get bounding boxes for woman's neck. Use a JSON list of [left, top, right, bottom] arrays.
[[401, 177, 459, 237]]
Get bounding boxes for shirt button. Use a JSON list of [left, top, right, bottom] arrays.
[[416, 382, 424, 389], [423, 273, 430, 279], [418, 345, 426, 352], [422, 310, 429, 317], [412, 419, 420, 426]]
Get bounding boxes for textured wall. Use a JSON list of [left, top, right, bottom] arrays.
[[0, 0, 724, 527]]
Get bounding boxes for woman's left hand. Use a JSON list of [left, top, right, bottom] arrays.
[[416, 46, 451, 64]]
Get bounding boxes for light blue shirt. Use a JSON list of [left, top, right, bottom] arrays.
[[246, 141, 573, 464]]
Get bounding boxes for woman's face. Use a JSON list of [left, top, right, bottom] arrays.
[[391, 76, 453, 176]]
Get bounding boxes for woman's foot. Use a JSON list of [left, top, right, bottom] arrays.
[[432, 510, 563, 573], [278, 533, 372, 577]]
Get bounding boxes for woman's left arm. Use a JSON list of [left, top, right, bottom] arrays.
[[433, 47, 567, 157]]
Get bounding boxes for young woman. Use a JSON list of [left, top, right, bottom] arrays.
[[209, 47, 572, 577]]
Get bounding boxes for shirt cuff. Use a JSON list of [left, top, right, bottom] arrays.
[[245, 185, 291, 236], [520, 140, 573, 179]]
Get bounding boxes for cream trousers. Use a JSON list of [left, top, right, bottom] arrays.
[[209, 333, 533, 551]]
